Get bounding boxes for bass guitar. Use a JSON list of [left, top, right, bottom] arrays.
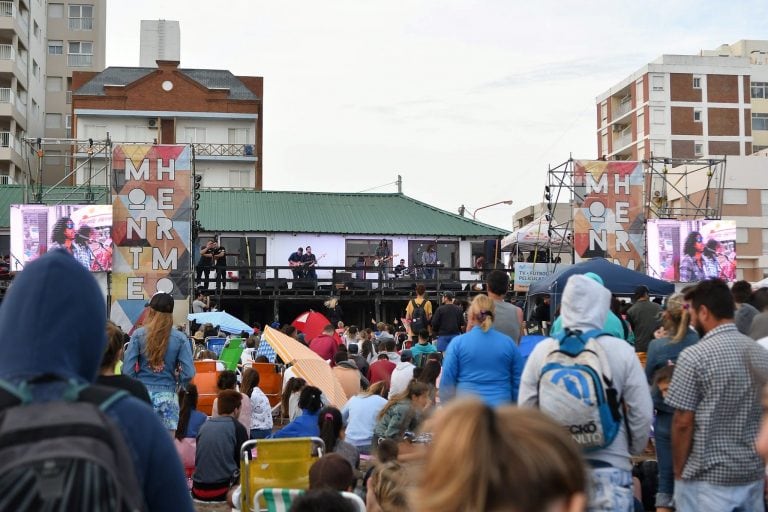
[[373, 253, 399, 267]]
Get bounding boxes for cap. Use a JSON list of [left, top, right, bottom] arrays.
[[583, 272, 604, 286], [270, 321, 281, 329], [442, 291, 455, 299], [192, 331, 205, 341], [148, 292, 174, 313]]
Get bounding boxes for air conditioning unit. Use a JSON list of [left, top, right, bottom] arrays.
[[148, 118, 158, 129]]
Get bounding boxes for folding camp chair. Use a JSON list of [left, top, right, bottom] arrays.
[[252, 363, 284, 407], [253, 488, 304, 512], [240, 437, 324, 512], [192, 360, 221, 416]]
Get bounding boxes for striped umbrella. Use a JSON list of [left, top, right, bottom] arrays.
[[262, 326, 348, 407]]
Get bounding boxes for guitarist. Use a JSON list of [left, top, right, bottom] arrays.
[[301, 246, 318, 280], [288, 247, 305, 280], [375, 239, 392, 279]]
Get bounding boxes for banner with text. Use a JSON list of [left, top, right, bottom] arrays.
[[514, 262, 570, 292], [109, 145, 192, 332], [572, 160, 645, 270]]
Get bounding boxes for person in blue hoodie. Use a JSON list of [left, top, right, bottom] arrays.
[[270, 385, 323, 438], [0, 249, 193, 511], [124, 291, 195, 435]]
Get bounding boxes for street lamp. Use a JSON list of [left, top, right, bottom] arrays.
[[472, 200, 513, 220]]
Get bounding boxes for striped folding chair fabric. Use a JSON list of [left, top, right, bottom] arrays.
[[253, 488, 304, 512]]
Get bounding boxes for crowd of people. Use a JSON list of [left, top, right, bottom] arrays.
[[10, 248, 768, 512]]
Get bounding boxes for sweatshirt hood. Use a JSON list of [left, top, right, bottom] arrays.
[[0, 250, 106, 383], [560, 274, 610, 332]]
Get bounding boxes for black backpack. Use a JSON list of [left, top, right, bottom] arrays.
[[410, 299, 428, 332], [0, 376, 146, 512]]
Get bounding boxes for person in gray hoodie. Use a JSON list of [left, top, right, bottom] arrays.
[[519, 274, 653, 512]]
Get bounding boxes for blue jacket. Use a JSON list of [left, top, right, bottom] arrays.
[[440, 326, 524, 406], [124, 326, 195, 392], [270, 409, 320, 439], [0, 249, 193, 511]]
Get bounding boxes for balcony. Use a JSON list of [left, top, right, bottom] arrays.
[[192, 143, 258, 161], [0, 43, 14, 61], [66, 90, 72, 104], [613, 131, 632, 151], [0, 2, 14, 18], [67, 53, 92, 67], [0, 87, 14, 105], [614, 99, 632, 119], [68, 17, 93, 31]]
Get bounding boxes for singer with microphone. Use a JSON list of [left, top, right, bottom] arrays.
[[72, 225, 96, 271]]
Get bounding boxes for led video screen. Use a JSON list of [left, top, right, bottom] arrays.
[[646, 219, 736, 283], [10, 204, 113, 272]]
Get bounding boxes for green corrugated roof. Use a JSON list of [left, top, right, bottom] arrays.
[[0, 187, 507, 236], [197, 190, 506, 236]]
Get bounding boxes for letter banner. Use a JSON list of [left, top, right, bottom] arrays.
[[572, 160, 645, 271], [109, 144, 193, 332]]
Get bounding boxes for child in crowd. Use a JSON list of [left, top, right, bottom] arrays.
[[240, 368, 273, 439], [271, 386, 323, 439], [191, 390, 248, 502], [366, 461, 411, 512], [416, 398, 587, 512], [318, 406, 359, 470], [212, 370, 251, 434], [341, 381, 389, 455], [308, 453, 357, 492], [373, 381, 431, 446], [174, 385, 207, 485], [280, 377, 307, 423], [410, 328, 437, 367], [239, 335, 259, 369]]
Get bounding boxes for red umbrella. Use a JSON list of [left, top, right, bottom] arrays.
[[291, 310, 342, 345]]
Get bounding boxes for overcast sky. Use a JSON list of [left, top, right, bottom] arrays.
[[106, 1, 767, 231]]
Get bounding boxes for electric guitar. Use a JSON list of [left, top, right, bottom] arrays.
[[373, 253, 399, 267], [298, 253, 326, 267]]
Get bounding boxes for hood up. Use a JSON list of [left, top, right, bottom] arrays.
[[559, 274, 610, 333], [0, 250, 106, 383]]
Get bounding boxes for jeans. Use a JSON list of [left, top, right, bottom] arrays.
[[250, 428, 272, 439], [674, 479, 764, 512], [196, 265, 211, 289], [654, 411, 674, 507], [587, 467, 634, 512], [213, 266, 226, 291], [436, 335, 457, 352]]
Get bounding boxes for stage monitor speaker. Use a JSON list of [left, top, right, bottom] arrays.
[[345, 280, 369, 290], [264, 278, 288, 290], [439, 280, 462, 291], [292, 280, 317, 290], [391, 281, 415, 291]]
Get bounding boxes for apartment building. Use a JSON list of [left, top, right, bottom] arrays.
[[596, 40, 768, 161], [71, 60, 264, 189]]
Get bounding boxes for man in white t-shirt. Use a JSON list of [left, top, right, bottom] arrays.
[[388, 349, 415, 398]]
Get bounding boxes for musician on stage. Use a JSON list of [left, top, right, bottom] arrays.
[[301, 245, 318, 280], [394, 258, 408, 278], [288, 247, 305, 280], [375, 239, 392, 278], [422, 243, 438, 280]]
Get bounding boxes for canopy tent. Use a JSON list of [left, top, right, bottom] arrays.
[[528, 257, 674, 299], [501, 215, 571, 251]]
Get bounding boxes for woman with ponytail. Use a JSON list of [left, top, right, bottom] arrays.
[[270, 385, 324, 439], [439, 294, 524, 406], [373, 380, 431, 446], [416, 398, 587, 512], [124, 292, 195, 435], [317, 406, 359, 469], [644, 293, 699, 512]]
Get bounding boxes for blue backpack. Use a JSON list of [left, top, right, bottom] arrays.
[[536, 328, 623, 451]]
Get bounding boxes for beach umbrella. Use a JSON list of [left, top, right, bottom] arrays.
[[262, 326, 347, 407], [291, 310, 341, 344], [188, 311, 252, 335]]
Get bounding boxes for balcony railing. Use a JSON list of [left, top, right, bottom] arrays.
[[613, 132, 632, 150], [68, 17, 93, 30], [0, 131, 14, 149], [66, 90, 72, 104], [614, 99, 632, 119], [67, 53, 93, 67], [0, 1, 14, 17], [0, 88, 14, 105], [192, 143, 256, 157], [0, 44, 14, 61]]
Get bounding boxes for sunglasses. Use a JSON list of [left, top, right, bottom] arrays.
[[695, 237, 703, 242], [65, 222, 75, 229]]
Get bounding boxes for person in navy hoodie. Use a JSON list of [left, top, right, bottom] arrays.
[[270, 385, 324, 438], [0, 249, 193, 511]]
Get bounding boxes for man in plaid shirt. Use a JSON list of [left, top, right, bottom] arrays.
[[666, 279, 768, 511]]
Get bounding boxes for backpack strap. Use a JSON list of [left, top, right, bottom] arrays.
[[78, 384, 131, 411]]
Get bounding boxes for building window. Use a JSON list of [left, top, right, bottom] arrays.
[[736, 228, 749, 244], [693, 109, 702, 122], [651, 74, 664, 91], [723, 189, 748, 205], [228, 170, 250, 188], [45, 76, 62, 92], [345, 239, 394, 270], [228, 128, 249, 145], [48, 40, 63, 55], [755, 145, 768, 154], [407, 240, 459, 280], [692, 76, 702, 89], [65, 115, 71, 129], [47, 3, 64, 17], [218, 236, 267, 269], [68, 4, 93, 30], [753, 113, 768, 131], [32, 59, 38, 78], [694, 142, 704, 157], [752, 82, 768, 99], [67, 41, 93, 67], [33, 20, 40, 39], [183, 127, 206, 143], [45, 113, 62, 129], [651, 108, 665, 125], [761, 190, 768, 215]]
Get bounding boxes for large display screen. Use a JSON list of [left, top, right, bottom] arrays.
[[10, 204, 113, 272], [646, 219, 736, 283]]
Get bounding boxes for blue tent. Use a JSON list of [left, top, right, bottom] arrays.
[[527, 257, 674, 299]]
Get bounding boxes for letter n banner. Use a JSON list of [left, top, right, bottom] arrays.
[[109, 144, 193, 332]]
